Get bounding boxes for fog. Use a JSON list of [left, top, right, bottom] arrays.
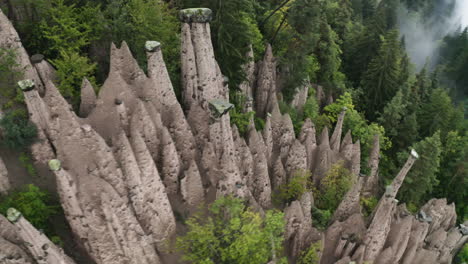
[[398, 0, 468, 70]]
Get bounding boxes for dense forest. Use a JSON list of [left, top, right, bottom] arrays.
[[0, 0, 467, 263]]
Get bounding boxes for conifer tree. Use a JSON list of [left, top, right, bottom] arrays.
[[361, 29, 401, 120], [398, 131, 442, 206], [418, 88, 458, 139], [315, 15, 345, 93]]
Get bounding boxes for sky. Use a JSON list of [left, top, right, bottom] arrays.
[[455, 0, 468, 28]]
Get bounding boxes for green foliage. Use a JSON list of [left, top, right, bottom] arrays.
[[0, 184, 59, 232], [110, 0, 180, 84], [315, 161, 353, 211], [0, 48, 25, 108], [315, 16, 346, 93], [39, 0, 101, 57], [0, 109, 37, 150], [38, 0, 101, 104], [398, 131, 442, 206], [361, 30, 401, 120], [311, 207, 332, 230], [279, 88, 320, 135], [454, 243, 468, 264], [360, 196, 378, 217], [231, 110, 255, 136], [19, 152, 37, 177], [434, 131, 468, 220], [229, 92, 255, 135], [52, 50, 96, 106], [324, 92, 391, 155], [274, 170, 311, 205], [176, 196, 286, 264], [297, 241, 322, 264], [418, 88, 461, 139]]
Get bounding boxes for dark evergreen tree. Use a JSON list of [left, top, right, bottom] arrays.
[[361, 29, 401, 120]]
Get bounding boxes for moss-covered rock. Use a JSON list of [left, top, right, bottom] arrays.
[[48, 159, 61, 171], [209, 99, 234, 118], [145, 41, 161, 52], [7, 207, 22, 222], [17, 79, 35, 91], [179, 8, 212, 23]]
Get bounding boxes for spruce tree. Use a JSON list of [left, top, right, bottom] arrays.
[[361, 29, 401, 120], [315, 15, 345, 93]]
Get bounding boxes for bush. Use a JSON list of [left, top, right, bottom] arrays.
[[0, 110, 37, 150], [0, 184, 59, 232], [279, 88, 320, 135], [176, 196, 286, 264], [311, 207, 332, 230], [298, 241, 321, 264], [360, 196, 378, 217], [315, 161, 353, 211], [0, 48, 25, 108], [274, 170, 311, 205], [19, 152, 37, 177]]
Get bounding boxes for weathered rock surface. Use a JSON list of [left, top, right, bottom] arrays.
[[0, 157, 10, 195], [0, 211, 75, 264]]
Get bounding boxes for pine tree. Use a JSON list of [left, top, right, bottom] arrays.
[[361, 29, 401, 120], [398, 131, 442, 206]]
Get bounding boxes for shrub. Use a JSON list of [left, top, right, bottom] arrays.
[[0, 184, 59, 232], [0, 48, 25, 107], [274, 170, 311, 205], [19, 152, 37, 177], [0, 110, 37, 150], [176, 196, 286, 264], [360, 196, 378, 217], [298, 241, 321, 264], [311, 207, 332, 230], [315, 161, 353, 211]]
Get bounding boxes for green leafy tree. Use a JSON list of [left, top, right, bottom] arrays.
[[176, 196, 286, 264], [275, 170, 311, 204], [398, 131, 442, 206], [0, 184, 59, 232], [315, 161, 353, 211], [324, 92, 390, 156], [0, 110, 37, 150]]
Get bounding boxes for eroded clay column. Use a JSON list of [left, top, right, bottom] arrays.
[[180, 8, 225, 107]]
